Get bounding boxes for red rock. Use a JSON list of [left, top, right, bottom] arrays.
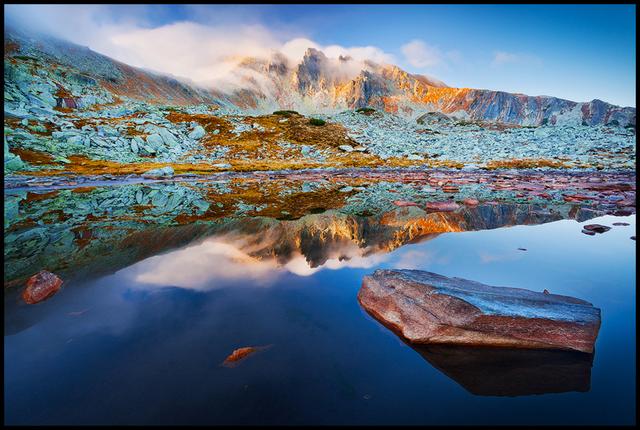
[[221, 345, 271, 368], [358, 270, 601, 353], [22, 271, 63, 304], [462, 198, 479, 206], [583, 224, 611, 233], [425, 201, 460, 212], [563, 194, 594, 202], [581, 229, 596, 236], [393, 200, 419, 207]]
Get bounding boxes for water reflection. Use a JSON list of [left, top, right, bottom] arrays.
[[125, 235, 388, 290], [412, 345, 594, 397], [4, 187, 606, 287]]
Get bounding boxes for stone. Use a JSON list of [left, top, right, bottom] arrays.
[[221, 345, 271, 368], [581, 229, 596, 236], [425, 201, 460, 212], [393, 200, 419, 207], [22, 270, 63, 304], [339, 145, 354, 152], [463, 198, 479, 206], [612, 222, 630, 226], [188, 125, 206, 140], [142, 166, 174, 179], [583, 224, 611, 234], [146, 133, 164, 148], [358, 269, 601, 353]]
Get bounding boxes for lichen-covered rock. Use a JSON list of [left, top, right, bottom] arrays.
[[22, 270, 63, 304], [358, 269, 601, 353]]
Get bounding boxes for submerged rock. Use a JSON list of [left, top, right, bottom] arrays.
[[221, 345, 272, 368], [358, 269, 601, 353], [22, 270, 63, 304], [582, 224, 611, 234]]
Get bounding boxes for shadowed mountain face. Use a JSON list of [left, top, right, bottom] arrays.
[[412, 345, 594, 396], [4, 28, 635, 126]]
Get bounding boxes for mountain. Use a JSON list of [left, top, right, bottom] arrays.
[[4, 28, 635, 127]]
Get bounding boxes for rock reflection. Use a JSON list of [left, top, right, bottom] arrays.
[[413, 344, 594, 396]]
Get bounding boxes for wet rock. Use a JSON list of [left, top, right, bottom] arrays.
[[221, 345, 271, 368], [22, 270, 63, 304], [142, 166, 174, 179], [462, 198, 479, 206], [612, 222, 630, 226], [581, 229, 596, 236], [393, 200, 419, 207], [583, 224, 611, 234], [358, 269, 601, 353], [425, 201, 460, 212]]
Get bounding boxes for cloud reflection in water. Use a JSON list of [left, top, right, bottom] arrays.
[[122, 234, 389, 290]]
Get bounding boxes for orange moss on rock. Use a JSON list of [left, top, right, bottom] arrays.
[[11, 148, 55, 164], [485, 158, 569, 170]]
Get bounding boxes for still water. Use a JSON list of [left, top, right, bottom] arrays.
[[3, 179, 637, 425]]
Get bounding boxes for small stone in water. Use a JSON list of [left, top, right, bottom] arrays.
[[583, 224, 611, 234], [22, 270, 63, 304]]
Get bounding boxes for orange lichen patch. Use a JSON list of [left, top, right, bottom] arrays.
[[40, 209, 72, 224], [53, 106, 74, 113], [4, 218, 39, 233], [25, 155, 229, 177], [71, 186, 97, 194], [11, 148, 55, 164], [25, 190, 60, 202], [54, 84, 73, 99], [87, 96, 124, 111], [485, 158, 569, 170]]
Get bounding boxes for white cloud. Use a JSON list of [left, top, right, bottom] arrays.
[[492, 51, 543, 67], [401, 39, 444, 68], [5, 4, 397, 90]]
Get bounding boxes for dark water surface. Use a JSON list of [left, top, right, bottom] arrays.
[[4, 178, 636, 425]]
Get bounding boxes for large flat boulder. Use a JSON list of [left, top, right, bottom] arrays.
[[358, 270, 601, 353]]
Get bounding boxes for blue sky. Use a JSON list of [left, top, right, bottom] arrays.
[[6, 4, 636, 106]]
